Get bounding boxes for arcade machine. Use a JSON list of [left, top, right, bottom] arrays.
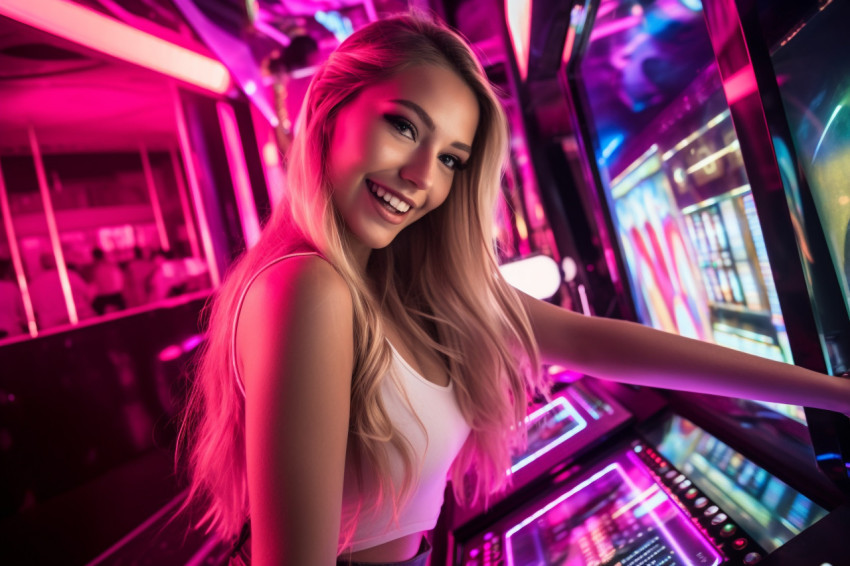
[[443, 0, 850, 564]]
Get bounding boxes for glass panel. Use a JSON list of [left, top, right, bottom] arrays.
[[0, 18, 213, 340], [576, 0, 803, 424], [648, 415, 828, 551], [770, 0, 850, 371]]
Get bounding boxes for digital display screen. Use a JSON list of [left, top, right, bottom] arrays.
[[512, 396, 587, 473], [503, 450, 722, 566], [649, 415, 827, 551], [772, 2, 850, 320]]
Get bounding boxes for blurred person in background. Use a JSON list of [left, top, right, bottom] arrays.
[[29, 253, 94, 328], [124, 246, 155, 308], [91, 247, 126, 315]]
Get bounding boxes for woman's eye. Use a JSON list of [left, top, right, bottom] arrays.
[[385, 115, 416, 141], [439, 154, 464, 171]]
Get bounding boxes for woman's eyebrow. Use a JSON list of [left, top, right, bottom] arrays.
[[392, 98, 472, 154]]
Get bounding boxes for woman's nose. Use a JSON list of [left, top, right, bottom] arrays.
[[399, 149, 436, 191]]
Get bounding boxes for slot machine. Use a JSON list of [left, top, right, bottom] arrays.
[[441, 0, 850, 564]]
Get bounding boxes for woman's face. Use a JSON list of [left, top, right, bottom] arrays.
[[327, 63, 480, 253]]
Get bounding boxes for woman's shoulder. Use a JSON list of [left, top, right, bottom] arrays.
[[243, 252, 351, 320]]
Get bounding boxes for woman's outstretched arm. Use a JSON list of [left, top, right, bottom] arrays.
[[238, 255, 354, 565], [520, 292, 850, 415]]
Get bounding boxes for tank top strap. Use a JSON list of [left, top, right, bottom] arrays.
[[231, 251, 325, 398]]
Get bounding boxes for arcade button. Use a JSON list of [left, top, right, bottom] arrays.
[[719, 523, 737, 537], [677, 479, 692, 490], [704, 505, 719, 517], [673, 474, 686, 483], [733, 538, 748, 550], [694, 497, 708, 508], [665, 470, 679, 480], [743, 552, 762, 564], [685, 488, 699, 499], [710, 513, 728, 526]]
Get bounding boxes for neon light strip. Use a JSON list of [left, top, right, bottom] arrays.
[[505, 0, 531, 80], [685, 140, 741, 175], [504, 457, 722, 566], [171, 83, 221, 286], [505, 463, 620, 547], [217, 102, 261, 249], [169, 149, 201, 259], [567, 386, 600, 420], [662, 110, 731, 161], [511, 397, 588, 473], [0, 0, 230, 94], [812, 104, 843, 163], [621, 451, 723, 566], [0, 160, 38, 337], [620, 452, 704, 566], [29, 126, 78, 325], [140, 145, 170, 252], [680, 184, 750, 215]]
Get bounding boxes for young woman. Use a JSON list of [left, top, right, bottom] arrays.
[[178, 13, 850, 566]]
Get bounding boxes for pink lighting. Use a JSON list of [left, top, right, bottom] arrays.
[[504, 456, 723, 566], [511, 396, 587, 473], [722, 64, 759, 106], [29, 126, 78, 326], [217, 102, 262, 249], [0, 0, 231, 95], [505, 0, 532, 80], [0, 162, 38, 337]]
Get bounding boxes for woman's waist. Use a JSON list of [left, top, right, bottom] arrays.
[[338, 533, 428, 565]]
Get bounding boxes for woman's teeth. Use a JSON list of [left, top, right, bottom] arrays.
[[368, 181, 410, 214]]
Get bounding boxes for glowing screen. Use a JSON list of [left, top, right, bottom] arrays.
[[504, 450, 722, 565]]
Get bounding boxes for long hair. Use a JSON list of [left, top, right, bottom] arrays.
[[178, 12, 544, 553]]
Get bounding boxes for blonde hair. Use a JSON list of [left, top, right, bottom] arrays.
[[178, 12, 544, 553]]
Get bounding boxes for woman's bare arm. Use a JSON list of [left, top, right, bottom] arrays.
[[520, 292, 850, 415], [238, 256, 354, 565]]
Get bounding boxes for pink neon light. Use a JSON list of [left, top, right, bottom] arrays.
[[510, 396, 587, 473], [0, 163, 38, 336], [172, 83, 221, 287], [29, 126, 78, 325], [0, 0, 231, 94], [158, 344, 183, 362], [504, 457, 723, 566], [561, 25, 576, 64], [589, 15, 642, 41], [505, 0, 531, 80], [722, 64, 758, 106], [217, 102, 261, 249]]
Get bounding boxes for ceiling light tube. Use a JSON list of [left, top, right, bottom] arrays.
[[0, 0, 231, 94]]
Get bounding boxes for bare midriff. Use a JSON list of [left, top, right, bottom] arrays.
[[341, 531, 424, 563]]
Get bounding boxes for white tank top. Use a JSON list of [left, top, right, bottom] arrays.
[[232, 254, 471, 552]]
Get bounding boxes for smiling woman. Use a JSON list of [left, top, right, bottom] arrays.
[[327, 63, 479, 255], [176, 9, 850, 566], [178, 12, 543, 566]]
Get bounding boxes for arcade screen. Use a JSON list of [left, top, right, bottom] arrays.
[[577, 0, 803, 424], [512, 396, 587, 473], [646, 415, 828, 552], [504, 449, 723, 566], [771, 0, 850, 330]]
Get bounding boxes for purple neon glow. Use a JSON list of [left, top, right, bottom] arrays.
[[505, 463, 623, 563], [623, 449, 722, 566], [510, 396, 588, 473], [503, 454, 723, 566]]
